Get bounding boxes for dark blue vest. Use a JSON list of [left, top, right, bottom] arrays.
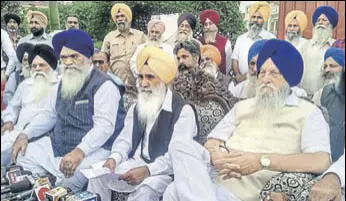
[[51, 68, 125, 157], [321, 81, 345, 162], [128, 92, 186, 163]]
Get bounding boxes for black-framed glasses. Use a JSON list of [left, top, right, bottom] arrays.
[[92, 60, 105, 65]]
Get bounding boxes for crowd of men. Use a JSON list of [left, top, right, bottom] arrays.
[[1, 1, 345, 201]]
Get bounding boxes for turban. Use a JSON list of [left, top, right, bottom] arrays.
[[178, 13, 197, 30], [248, 40, 267, 64], [147, 19, 165, 33], [324, 47, 345, 68], [200, 9, 220, 26], [28, 44, 58, 70], [111, 3, 132, 22], [257, 39, 303, 87], [136, 46, 177, 84], [16, 43, 35, 64], [249, 2, 272, 22], [27, 10, 48, 28], [200, 45, 221, 67], [285, 10, 308, 33], [312, 6, 338, 28], [4, 13, 21, 25], [53, 29, 94, 59]]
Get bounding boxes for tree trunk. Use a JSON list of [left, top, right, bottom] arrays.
[[49, 1, 60, 31]]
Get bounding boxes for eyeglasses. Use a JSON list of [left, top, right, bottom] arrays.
[[92, 60, 105, 65]]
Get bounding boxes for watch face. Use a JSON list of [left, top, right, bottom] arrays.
[[261, 156, 271, 167]]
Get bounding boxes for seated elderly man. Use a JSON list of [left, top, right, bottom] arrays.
[[4, 43, 35, 106], [1, 44, 59, 165], [130, 19, 174, 78], [164, 39, 331, 201], [313, 47, 344, 106], [88, 46, 198, 201], [11, 30, 125, 192]]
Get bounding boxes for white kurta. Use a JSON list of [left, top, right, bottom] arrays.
[[88, 89, 198, 201]]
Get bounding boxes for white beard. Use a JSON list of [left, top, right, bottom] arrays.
[[253, 82, 290, 126], [21, 65, 32, 78], [137, 82, 167, 126], [202, 62, 218, 77], [32, 71, 53, 102], [285, 31, 300, 42], [322, 71, 342, 86], [311, 24, 333, 46], [204, 31, 217, 43], [176, 31, 193, 42], [244, 73, 257, 98], [247, 23, 263, 40], [60, 62, 90, 100]]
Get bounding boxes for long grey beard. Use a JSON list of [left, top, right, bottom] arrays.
[[311, 24, 333, 46], [32, 71, 53, 102], [244, 73, 257, 98], [322, 71, 342, 86], [204, 31, 217, 43], [254, 82, 290, 125], [202, 62, 218, 77], [137, 82, 167, 127], [286, 31, 300, 42], [61, 65, 89, 100], [176, 31, 193, 42], [116, 22, 131, 33], [21, 65, 32, 78], [247, 23, 263, 40]]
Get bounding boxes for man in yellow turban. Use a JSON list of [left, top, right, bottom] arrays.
[[88, 46, 198, 201], [102, 3, 146, 87], [231, 1, 275, 86], [130, 19, 174, 79], [285, 10, 308, 52], [18, 10, 53, 48]]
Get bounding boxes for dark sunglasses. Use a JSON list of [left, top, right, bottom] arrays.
[[92, 60, 105, 65]]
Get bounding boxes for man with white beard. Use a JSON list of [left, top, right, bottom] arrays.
[[199, 10, 233, 75], [102, 3, 146, 87], [284, 10, 308, 53], [130, 19, 174, 78], [163, 39, 331, 201], [88, 46, 198, 201], [313, 47, 344, 106], [231, 2, 276, 85], [1, 44, 59, 165], [4, 43, 35, 106], [300, 6, 338, 96], [165, 13, 201, 48], [11, 29, 125, 192]]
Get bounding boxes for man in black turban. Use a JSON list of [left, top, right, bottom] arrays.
[[4, 13, 22, 49]]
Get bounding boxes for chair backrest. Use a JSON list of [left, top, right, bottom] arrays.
[[194, 95, 231, 145]]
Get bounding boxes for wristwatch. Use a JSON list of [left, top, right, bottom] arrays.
[[260, 155, 271, 169]]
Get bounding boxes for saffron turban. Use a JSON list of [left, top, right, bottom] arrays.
[[111, 3, 132, 22], [28, 44, 58, 70], [248, 39, 267, 64], [200, 9, 220, 26], [27, 10, 48, 28], [178, 13, 197, 30], [285, 10, 308, 33], [249, 2, 272, 22], [147, 19, 166, 33], [136, 46, 177, 84], [257, 39, 303, 87], [16, 43, 35, 64], [53, 29, 94, 59], [312, 6, 338, 28], [324, 47, 345, 68], [200, 45, 221, 67]]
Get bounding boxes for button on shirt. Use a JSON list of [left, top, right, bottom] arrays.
[[109, 89, 198, 176], [17, 32, 53, 48], [21, 66, 120, 157], [231, 30, 276, 75], [2, 73, 59, 131], [208, 93, 331, 155]]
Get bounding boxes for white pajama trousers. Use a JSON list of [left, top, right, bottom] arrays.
[[16, 136, 110, 192]]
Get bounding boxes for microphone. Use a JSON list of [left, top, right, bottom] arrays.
[[44, 186, 72, 201], [3, 189, 33, 201], [63, 191, 100, 201], [5, 165, 24, 185], [1, 177, 33, 195], [33, 177, 52, 201]]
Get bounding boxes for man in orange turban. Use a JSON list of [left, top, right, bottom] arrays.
[[102, 3, 146, 87], [88, 46, 198, 201], [285, 10, 308, 52], [199, 9, 233, 75]]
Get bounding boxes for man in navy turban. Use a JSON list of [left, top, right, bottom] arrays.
[[12, 29, 125, 192], [300, 6, 339, 96]]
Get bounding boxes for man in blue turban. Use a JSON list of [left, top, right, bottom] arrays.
[[11, 29, 126, 192], [300, 6, 339, 96], [164, 39, 331, 201]]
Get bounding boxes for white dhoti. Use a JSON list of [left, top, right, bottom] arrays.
[[16, 136, 110, 192], [88, 159, 172, 201], [1, 129, 21, 165], [163, 137, 241, 201]]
